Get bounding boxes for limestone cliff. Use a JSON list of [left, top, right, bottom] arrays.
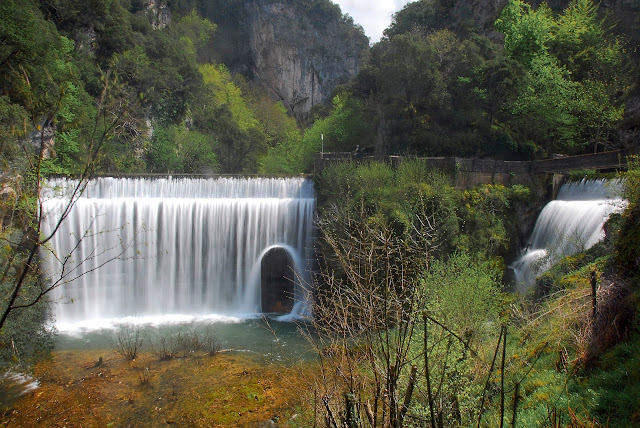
[[246, 2, 368, 121], [145, 0, 171, 29], [198, 1, 368, 122]]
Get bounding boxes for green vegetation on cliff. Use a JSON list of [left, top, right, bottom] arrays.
[[1, 0, 370, 177], [2, 0, 637, 177]]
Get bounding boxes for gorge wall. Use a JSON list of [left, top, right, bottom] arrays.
[[193, 0, 369, 122], [247, 2, 367, 121]]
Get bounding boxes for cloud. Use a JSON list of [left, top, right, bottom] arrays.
[[334, 0, 412, 43]]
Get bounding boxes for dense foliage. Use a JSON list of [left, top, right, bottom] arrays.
[[3, 0, 360, 176], [315, 159, 532, 262], [312, 161, 512, 426], [295, 0, 632, 162], [312, 159, 639, 426], [2, 0, 637, 176]]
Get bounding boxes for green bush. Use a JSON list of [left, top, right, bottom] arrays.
[[616, 155, 640, 276]]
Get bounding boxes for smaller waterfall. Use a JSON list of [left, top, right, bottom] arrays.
[[510, 179, 625, 291]]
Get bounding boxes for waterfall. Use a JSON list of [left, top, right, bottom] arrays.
[[510, 179, 625, 291], [41, 177, 315, 326]]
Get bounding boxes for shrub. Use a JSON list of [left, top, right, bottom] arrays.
[[149, 327, 220, 361], [114, 325, 143, 360]]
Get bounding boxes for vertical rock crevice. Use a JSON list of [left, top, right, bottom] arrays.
[[247, 1, 368, 121]]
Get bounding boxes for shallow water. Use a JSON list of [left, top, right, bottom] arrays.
[[54, 315, 316, 362]]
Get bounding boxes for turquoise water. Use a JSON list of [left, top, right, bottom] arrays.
[[54, 315, 316, 363]]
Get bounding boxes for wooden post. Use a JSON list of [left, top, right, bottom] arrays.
[[512, 382, 520, 427], [399, 365, 418, 426], [500, 326, 507, 428], [477, 325, 505, 428]]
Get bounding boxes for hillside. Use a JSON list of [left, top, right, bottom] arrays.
[[0, 0, 367, 176], [171, 0, 369, 121], [2, 0, 640, 177]]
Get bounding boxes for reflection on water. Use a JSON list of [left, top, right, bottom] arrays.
[[55, 315, 316, 362], [0, 371, 39, 409]]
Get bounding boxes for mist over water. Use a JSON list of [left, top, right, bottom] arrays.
[[41, 177, 315, 327], [510, 179, 626, 291]]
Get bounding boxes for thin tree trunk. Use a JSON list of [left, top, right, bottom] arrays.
[[511, 382, 520, 427], [399, 365, 418, 426], [478, 325, 504, 427], [424, 313, 436, 428]]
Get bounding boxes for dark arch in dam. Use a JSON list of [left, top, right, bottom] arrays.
[[260, 247, 295, 313]]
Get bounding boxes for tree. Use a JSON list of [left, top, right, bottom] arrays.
[[310, 197, 435, 427], [309, 200, 504, 426], [0, 1, 130, 361], [0, 73, 127, 336], [190, 64, 268, 173], [496, 0, 628, 154], [147, 123, 218, 173]]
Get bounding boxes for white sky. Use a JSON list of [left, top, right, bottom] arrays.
[[333, 0, 414, 43]]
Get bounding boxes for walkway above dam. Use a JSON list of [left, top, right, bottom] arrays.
[[314, 150, 629, 190]]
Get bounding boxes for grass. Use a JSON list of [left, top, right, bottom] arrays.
[[491, 239, 640, 427]]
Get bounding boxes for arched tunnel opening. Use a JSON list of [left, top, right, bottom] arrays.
[[260, 247, 295, 313]]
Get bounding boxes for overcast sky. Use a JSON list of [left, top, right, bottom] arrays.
[[333, 0, 414, 43]]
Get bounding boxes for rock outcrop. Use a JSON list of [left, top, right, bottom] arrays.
[[450, 0, 509, 39], [246, 2, 367, 121], [145, 0, 171, 30]]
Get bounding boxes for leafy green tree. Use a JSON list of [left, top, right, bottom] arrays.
[[147, 124, 218, 174], [496, 0, 628, 154], [495, 0, 555, 68], [384, 0, 440, 39], [190, 64, 267, 173], [351, 28, 525, 158], [39, 0, 134, 65], [1, 0, 73, 127], [170, 10, 217, 64], [510, 54, 580, 153], [259, 94, 372, 174]]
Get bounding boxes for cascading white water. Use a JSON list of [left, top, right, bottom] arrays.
[[510, 179, 626, 291], [41, 177, 315, 327]]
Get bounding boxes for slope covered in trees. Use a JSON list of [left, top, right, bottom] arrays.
[[1, 0, 369, 177], [2, 0, 638, 177], [312, 0, 632, 161]]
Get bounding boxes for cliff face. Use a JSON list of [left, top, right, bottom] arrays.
[[145, 0, 171, 29], [450, 0, 509, 38], [246, 2, 368, 121]]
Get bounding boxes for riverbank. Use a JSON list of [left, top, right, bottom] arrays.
[[2, 350, 313, 427]]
